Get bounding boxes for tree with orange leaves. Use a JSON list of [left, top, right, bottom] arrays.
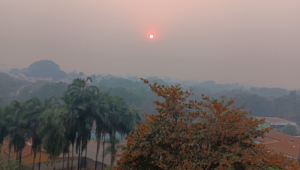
[[115, 79, 299, 170]]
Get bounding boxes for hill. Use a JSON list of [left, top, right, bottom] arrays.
[[11, 60, 67, 80]]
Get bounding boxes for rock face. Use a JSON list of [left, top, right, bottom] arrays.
[[13, 60, 67, 80]]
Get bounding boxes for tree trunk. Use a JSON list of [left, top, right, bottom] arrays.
[[15, 150, 18, 161], [77, 143, 81, 170], [51, 158, 56, 170], [84, 147, 87, 168], [71, 145, 74, 170], [101, 133, 106, 170], [62, 153, 65, 170], [110, 136, 115, 168], [8, 146, 11, 159], [111, 155, 116, 169], [32, 124, 36, 170], [19, 150, 22, 164], [67, 150, 70, 170], [80, 145, 84, 170], [53, 158, 56, 170], [32, 151, 37, 170], [38, 148, 42, 170], [95, 132, 101, 170], [110, 154, 114, 168], [51, 161, 54, 170]]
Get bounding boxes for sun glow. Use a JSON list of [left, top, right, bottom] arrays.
[[149, 34, 154, 39]]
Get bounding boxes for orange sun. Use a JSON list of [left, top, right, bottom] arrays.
[[149, 34, 154, 39]]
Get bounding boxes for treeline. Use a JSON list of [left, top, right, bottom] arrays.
[[97, 76, 300, 124], [0, 77, 140, 170], [223, 90, 300, 122], [2, 70, 300, 124]]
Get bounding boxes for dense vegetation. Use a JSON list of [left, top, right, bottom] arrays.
[[0, 159, 30, 170], [2, 60, 300, 169], [0, 73, 29, 106], [116, 79, 299, 170], [0, 77, 140, 170], [280, 124, 297, 136], [2, 63, 300, 125], [1, 63, 300, 169]]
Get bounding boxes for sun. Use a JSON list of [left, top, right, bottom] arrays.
[[149, 34, 154, 39]]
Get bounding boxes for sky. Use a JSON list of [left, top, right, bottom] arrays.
[[1, 0, 300, 89]]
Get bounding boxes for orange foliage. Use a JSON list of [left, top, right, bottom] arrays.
[[114, 79, 299, 170]]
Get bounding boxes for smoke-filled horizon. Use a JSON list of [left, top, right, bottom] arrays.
[[1, 0, 300, 89]]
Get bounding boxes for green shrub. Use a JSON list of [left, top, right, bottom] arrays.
[[0, 159, 30, 170]]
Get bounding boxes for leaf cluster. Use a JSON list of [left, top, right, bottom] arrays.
[[115, 79, 299, 170]]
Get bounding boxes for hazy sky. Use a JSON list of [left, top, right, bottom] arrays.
[[1, 1, 300, 89]]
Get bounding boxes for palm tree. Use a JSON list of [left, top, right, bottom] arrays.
[[61, 142, 69, 170], [104, 135, 124, 168], [26, 97, 58, 170], [0, 105, 12, 147], [40, 109, 66, 170], [0, 105, 14, 159], [66, 77, 99, 170], [24, 98, 42, 170], [94, 93, 109, 170], [102, 96, 124, 169], [103, 96, 140, 169], [107, 96, 135, 137], [8, 100, 31, 164], [60, 93, 77, 170]]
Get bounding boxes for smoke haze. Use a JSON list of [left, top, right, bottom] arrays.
[[1, 0, 300, 89]]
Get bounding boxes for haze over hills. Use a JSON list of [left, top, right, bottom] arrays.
[[2, 0, 300, 89], [5, 59, 297, 90], [1, 60, 300, 124], [10, 60, 67, 80], [1, 1, 300, 168]]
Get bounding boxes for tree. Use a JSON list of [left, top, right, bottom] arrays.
[[0, 105, 11, 146], [0, 105, 15, 159], [41, 109, 66, 170], [60, 93, 78, 170], [24, 98, 42, 170], [0, 76, 139, 170], [280, 124, 297, 136], [66, 77, 99, 170], [104, 135, 124, 168], [104, 96, 139, 169], [115, 79, 299, 170], [0, 158, 30, 170], [94, 93, 109, 170], [0, 72, 28, 102], [8, 100, 31, 164], [273, 91, 300, 122], [26, 97, 58, 170]]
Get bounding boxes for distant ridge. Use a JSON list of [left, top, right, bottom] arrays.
[[11, 60, 67, 80]]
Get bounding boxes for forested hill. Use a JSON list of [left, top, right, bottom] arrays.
[[0, 73, 29, 106], [10, 60, 67, 80], [1, 61, 300, 124]]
